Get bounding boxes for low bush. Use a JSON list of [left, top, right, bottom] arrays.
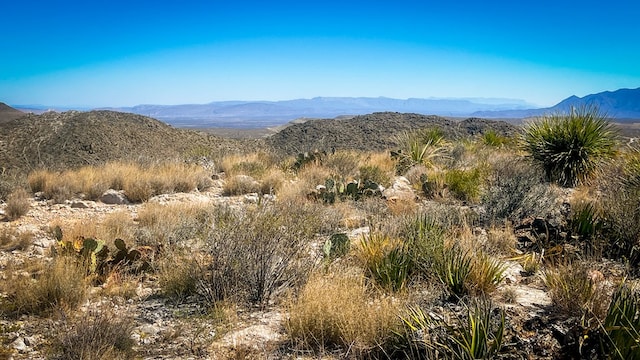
[[0, 227, 34, 251], [222, 174, 260, 196], [445, 168, 482, 203], [204, 203, 327, 305], [482, 158, 557, 225]]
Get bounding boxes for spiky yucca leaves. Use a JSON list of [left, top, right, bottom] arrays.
[[601, 282, 640, 360], [521, 106, 617, 187]]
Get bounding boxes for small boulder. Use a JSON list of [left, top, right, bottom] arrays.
[[100, 189, 130, 205]]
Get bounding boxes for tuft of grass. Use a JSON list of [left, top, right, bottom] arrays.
[[286, 271, 401, 357], [222, 175, 260, 196], [157, 251, 205, 302], [1, 256, 88, 316], [521, 106, 618, 187], [4, 188, 31, 220], [543, 262, 609, 319], [357, 233, 413, 292], [51, 310, 136, 360], [136, 201, 214, 247], [468, 252, 507, 296]]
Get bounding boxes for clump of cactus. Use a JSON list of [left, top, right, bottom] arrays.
[[323, 233, 351, 260], [310, 178, 382, 204], [52, 226, 152, 278]]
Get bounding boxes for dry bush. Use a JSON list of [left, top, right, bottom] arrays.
[[55, 220, 99, 244], [257, 168, 287, 195], [136, 201, 214, 247], [222, 175, 260, 196], [287, 270, 401, 356], [1, 256, 88, 316], [0, 227, 34, 251], [27, 169, 52, 193], [51, 310, 135, 360], [404, 164, 429, 189], [360, 152, 396, 186], [4, 188, 30, 220], [204, 202, 333, 305], [99, 272, 139, 300], [485, 225, 517, 255], [296, 163, 332, 189]]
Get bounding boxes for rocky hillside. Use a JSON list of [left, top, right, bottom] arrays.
[[0, 103, 24, 123], [267, 112, 519, 154], [0, 110, 251, 172]]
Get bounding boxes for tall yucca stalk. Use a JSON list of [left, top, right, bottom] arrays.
[[521, 106, 618, 187]]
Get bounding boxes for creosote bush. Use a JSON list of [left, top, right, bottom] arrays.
[[521, 106, 618, 187]]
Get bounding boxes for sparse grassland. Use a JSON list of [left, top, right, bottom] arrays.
[[2, 113, 640, 359]]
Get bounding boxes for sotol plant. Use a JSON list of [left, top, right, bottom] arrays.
[[521, 106, 617, 187]]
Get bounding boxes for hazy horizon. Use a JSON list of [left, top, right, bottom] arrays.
[[1, 0, 639, 108]]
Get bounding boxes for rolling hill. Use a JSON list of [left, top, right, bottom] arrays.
[[267, 112, 518, 154], [0, 110, 250, 172]]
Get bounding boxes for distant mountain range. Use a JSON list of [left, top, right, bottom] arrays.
[[7, 87, 640, 128], [473, 87, 640, 120], [103, 97, 534, 128]]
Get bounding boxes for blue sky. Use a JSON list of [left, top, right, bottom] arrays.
[[1, 0, 638, 107]]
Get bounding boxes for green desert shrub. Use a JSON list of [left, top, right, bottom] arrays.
[[445, 168, 482, 203], [521, 106, 618, 187]]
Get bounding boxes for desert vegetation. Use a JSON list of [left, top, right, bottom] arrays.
[[0, 108, 639, 359]]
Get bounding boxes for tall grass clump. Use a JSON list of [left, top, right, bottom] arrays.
[[4, 188, 31, 220], [287, 271, 401, 357], [1, 256, 88, 316], [521, 106, 618, 187]]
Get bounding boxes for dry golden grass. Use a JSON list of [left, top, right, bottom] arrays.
[[136, 201, 213, 246], [543, 261, 610, 319], [485, 225, 517, 255], [287, 270, 401, 356], [258, 168, 287, 195], [323, 150, 361, 179], [157, 251, 204, 301], [222, 175, 260, 196], [100, 271, 139, 300], [4, 188, 30, 220], [53, 220, 100, 244], [219, 152, 277, 177], [1, 256, 88, 316], [26, 161, 212, 203]]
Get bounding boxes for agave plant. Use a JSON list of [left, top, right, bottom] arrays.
[[521, 106, 618, 187]]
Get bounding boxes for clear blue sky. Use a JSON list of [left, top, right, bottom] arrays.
[[1, 0, 639, 107]]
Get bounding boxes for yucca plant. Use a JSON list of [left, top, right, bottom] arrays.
[[521, 106, 618, 187], [601, 282, 640, 359], [448, 300, 505, 360], [358, 233, 413, 291], [436, 246, 472, 297]]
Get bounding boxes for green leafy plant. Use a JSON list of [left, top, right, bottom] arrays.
[[445, 168, 482, 203], [521, 106, 618, 187]]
